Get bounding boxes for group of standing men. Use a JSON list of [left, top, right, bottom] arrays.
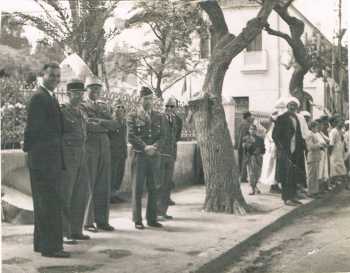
[[23, 63, 182, 258]]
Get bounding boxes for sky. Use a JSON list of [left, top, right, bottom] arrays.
[[0, 0, 348, 50]]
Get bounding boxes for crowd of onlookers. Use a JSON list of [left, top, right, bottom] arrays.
[[237, 96, 349, 205]]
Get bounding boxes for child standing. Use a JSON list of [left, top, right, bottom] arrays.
[[243, 124, 265, 195], [306, 121, 323, 198]]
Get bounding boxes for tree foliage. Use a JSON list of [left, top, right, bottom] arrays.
[[15, 0, 122, 74], [118, 0, 207, 98]]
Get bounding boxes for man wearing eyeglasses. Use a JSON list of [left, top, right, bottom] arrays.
[[157, 97, 183, 221], [108, 100, 128, 203]]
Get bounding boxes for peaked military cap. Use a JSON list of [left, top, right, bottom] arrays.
[[140, 86, 153, 97], [67, 78, 85, 92], [85, 77, 103, 88]]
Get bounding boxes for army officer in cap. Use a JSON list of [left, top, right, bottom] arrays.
[[128, 86, 163, 229], [81, 78, 114, 232], [61, 79, 91, 243]]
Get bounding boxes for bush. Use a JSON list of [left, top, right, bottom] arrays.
[[0, 78, 28, 149]]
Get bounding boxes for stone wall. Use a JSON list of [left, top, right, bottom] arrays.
[[1, 141, 201, 197]]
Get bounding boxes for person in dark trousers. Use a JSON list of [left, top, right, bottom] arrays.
[[60, 79, 90, 243], [81, 78, 114, 232], [242, 124, 265, 195], [109, 100, 128, 203], [272, 97, 305, 206], [157, 97, 182, 221], [23, 63, 69, 258], [128, 86, 163, 229], [237, 111, 254, 183]]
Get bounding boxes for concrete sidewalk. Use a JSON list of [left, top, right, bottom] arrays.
[[1, 184, 331, 273]]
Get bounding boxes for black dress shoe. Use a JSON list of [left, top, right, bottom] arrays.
[[97, 223, 115, 231], [168, 199, 176, 206], [71, 234, 90, 240], [63, 238, 78, 245], [147, 221, 163, 228], [42, 250, 71, 258], [135, 222, 145, 229]]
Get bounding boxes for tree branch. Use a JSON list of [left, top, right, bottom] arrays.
[[162, 68, 198, 93], [264, 23, 292, 45], [199, 0, 229, 40], [142, 57, 159, 77]]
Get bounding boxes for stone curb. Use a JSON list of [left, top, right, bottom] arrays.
[[190, 185, 345, 273]]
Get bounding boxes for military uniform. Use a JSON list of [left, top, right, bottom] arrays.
[[61, 103, 90, 238], [108, 118, 127, 196], [128, 108, 163, 225], [157, 113, 182, 216], [81, 99, 113, 228]]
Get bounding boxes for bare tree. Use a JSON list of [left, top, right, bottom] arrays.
[[188, 0, 279, 214]]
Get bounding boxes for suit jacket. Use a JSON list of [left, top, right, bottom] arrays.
[[108, 118, 128, 159], [160, 113, 182, 159], [127, 108, 163, 152], [23, 86, 64, 171]]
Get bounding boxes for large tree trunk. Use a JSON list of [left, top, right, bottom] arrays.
[[189, 0, 278, 214]]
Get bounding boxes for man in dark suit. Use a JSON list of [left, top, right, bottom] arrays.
[[109, 100, 128, 203], [23, 63, 69, 258], [157, 96, 182, 220], [127, 87, 163, 229], [272, 97, 305, 206]]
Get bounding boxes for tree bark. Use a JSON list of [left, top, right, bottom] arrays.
[[189, 0, 278, 214], [265, 3, 313, 110]]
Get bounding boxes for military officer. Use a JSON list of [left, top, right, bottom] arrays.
[[109, 100, 128, 203], [81, 78, 114, 232], [128, 86, 163, 229], [60, 79, 91, 243], [157, 96, 183, 220]]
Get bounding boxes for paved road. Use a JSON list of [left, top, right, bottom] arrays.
[[225, 189, 350, 273]]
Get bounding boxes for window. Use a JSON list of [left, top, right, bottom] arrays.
[[246, 32, 262, 51]]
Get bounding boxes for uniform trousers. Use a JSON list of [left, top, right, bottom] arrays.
[[110, 153, 126, 193], [61, 145, 90, 237], [157, 155, 175, 215], [28, 158, 63, 254], [131, 151, 160, 223], [85, 133, 111, 226]]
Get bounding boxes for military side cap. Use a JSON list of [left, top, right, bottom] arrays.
[[67, 79, 85, 92], [140, 86, 153, 97], [85, 77, 103, 88]]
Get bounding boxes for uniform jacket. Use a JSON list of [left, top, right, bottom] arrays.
[[23, 86, 65, 171], [160, 113, 183, 159], [81, 100, 113, 134], [108, 118, 127, 159], [127, 108, 163, 152], [61, 104, 87, 147]]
